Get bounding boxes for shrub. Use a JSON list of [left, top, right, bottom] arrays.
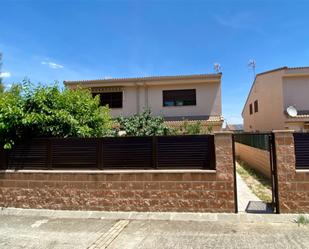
[[116, 109, 171, 136], [178, 121, 213, 135], [0, 80, 112, 149]]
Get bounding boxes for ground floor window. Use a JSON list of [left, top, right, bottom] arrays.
[[93, 92, 123, 108], [163, 89, 196, 107]]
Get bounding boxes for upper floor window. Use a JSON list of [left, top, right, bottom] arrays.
[[254, 100, 258, 113], [163, 89, 196, 107], [93, 92, 123, 108], [249, 104, 253, 115]]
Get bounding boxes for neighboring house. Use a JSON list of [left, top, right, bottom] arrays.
[[64, 73, 223, 131], [225, 124, 243, 133], [242, 67, 309, 132]]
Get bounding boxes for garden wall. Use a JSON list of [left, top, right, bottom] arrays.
[[235, 142, 271, 179], [0, 132, 236, 213]]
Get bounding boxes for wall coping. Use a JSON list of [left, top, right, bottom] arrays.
[[0, 169, 217, 174], [272, 130, 294, 133], [214, 131, 233, 135], [295, 169, 309, 173]]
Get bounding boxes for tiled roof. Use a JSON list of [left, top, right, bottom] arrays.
[[286, 110, 309, 119], [64, 73, 222, 85], [226, 124, 243, 131], [164, 115, 223, 125]]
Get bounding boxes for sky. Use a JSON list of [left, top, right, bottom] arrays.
[[1, 0, 309, 124]]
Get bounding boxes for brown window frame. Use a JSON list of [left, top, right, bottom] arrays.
[[249, 103, 253, 115], [92, 92, 123, 108], [254, 100, 258, 113], [162, 89, 196, 107]]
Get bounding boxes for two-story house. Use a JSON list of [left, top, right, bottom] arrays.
[[64, 73, 223, 131], [242, 67, 309, 132]]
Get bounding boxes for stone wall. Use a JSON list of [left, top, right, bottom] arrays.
[[235, 142, 271, 179], [0, 132, 236, 213], [274, 130, 309, 213]]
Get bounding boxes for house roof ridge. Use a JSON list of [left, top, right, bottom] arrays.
[[286, 66, 309, 70], [64, 73, 222, 85]]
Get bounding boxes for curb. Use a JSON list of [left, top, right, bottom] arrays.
[[0, 207, 303, 223]]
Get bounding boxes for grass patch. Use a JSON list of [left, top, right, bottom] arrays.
[[236, 160, 272, 203], [295, 215, 309, 226]]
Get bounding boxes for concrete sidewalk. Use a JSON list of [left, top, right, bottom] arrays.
[[0, 207, 303, 223], [0, 212, 308, 249]]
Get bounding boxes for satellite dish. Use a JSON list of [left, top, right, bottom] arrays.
[[287, 106, 298, 117]]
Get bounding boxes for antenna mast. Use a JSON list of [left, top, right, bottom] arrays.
[[248, 59, 256, 77], [213, 63, 222, 73]]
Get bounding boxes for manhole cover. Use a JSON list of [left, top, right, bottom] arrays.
[[246, 201, 274, 213]]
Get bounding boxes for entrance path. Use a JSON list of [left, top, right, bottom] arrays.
[[236, 172, 261, 212]]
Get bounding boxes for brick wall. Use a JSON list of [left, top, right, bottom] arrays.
[[274, 130, 309, 213], [235, 142, 271, 179], [0, 132, 236, 213]]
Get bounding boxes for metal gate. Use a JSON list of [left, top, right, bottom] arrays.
[[233, 133, 279, 213]]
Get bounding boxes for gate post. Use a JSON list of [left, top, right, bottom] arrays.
[[214, 131, 237, 213], [273, 130, 298, 213]]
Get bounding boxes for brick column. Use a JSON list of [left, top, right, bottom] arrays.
[[214, 131, 236, 212], [273, 130, 309, 213]]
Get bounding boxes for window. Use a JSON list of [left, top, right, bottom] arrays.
[[93, 92, 123, 108], [249, 104, 253, 115], [163, 89, 196, 107], [254, 100, 258, 113]]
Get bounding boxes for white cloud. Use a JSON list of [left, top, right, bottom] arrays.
[[41, 61, 64, 69], [0, 71, 11, 78]]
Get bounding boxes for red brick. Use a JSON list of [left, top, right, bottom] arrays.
[[209, 182, 226, 190], [175, 182, 192, 190], [121, 174, 136, 181], [105, 174, 121, 181], [192, 182, 208, 190], [167, 174, 184, 181], [160, 182, 176, 190], [217, 191, 234, 200], [135, 174, 152, 181], [200, 191, 215, 199], [134, 190, 150, 199], [144, 182, 159, 190], [120, 191, 135, 198], [152, 173, 168, 181], [166, 190, 182, 199], [297, 183, 309, 191], [183, 190, 200, 199]]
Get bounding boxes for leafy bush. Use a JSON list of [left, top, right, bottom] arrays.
[[0, 80, 112, 149], [116, 109, 171, 136], [178, 121, 213, 135], [0, 85, 24, 148]]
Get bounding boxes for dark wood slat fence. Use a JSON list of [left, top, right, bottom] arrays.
[[293, 133, 309, 169], [0, 135, 215, 170]]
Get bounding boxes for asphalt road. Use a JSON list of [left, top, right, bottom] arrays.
[[0, 215, 308, 249]]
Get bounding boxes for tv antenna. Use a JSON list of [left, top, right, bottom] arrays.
[[248, 59, 256, 77], [213, 63, 221, 73]]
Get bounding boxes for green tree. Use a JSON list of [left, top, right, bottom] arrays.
[[0, 80, 113, 149], [0, 52, 4, 93], [116, 109, 171, 136]]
